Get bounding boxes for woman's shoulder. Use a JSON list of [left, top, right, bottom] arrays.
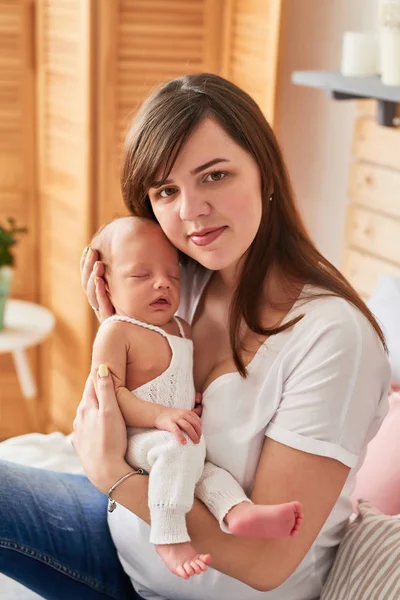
[[298, 285, 375, 332], [292, 285, 388, 364]]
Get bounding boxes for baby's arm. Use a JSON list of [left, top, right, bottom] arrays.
[[91, 322, 164, 428], [91, 321, 201, 443]]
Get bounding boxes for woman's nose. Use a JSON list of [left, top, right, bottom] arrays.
[[179, 189, 211, 221]]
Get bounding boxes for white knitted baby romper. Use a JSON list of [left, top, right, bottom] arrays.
[[102, 315, 250, 545]]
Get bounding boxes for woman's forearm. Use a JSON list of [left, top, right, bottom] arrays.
[[111, 474, 276, 591]]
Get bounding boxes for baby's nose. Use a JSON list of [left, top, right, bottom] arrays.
[[154, 276, 171, 289]]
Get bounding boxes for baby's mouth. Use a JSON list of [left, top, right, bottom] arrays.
[[150, 296, 171, 307]]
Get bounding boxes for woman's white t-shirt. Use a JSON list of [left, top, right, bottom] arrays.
[[108, 264, 391, 600]]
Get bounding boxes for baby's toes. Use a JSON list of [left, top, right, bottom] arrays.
[[175, 565, 189, 579], [190, 559, 202, 575], [183, 562, 196, 578], [294, 501, 303, 518], [199, 553, 212, 565], [196, 558, 209, 572]]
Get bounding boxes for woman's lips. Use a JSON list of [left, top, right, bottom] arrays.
[[189, 226, 227, 247]]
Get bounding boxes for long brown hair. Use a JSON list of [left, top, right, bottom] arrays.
[[121, 73, 386, 376]]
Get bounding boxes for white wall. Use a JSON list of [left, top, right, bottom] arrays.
[[275, 0, 379, 266]]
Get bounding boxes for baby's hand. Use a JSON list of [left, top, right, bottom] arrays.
[[155, 408, 202, 445]]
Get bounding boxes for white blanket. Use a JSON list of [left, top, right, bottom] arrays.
[[0, 432, 84, 599]]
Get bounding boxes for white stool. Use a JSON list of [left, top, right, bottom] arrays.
[[0, 299, 55, 431]]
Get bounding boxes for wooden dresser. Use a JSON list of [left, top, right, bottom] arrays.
[[342, 101, 400, 300]]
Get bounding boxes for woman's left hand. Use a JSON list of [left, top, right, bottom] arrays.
[[193, 392, 203, 417], [71, 366, 131, 494]]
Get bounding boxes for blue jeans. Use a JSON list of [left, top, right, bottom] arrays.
[[0, 460, 142, 599]]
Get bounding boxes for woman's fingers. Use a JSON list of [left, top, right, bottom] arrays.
[[192, 392, 203, 417], [95, 365, 119, 413], [95, 276, 114, 321], [81, 247, 98, 292], [73, 375, 97, 430], [82, 374, 98, 408], [71, 364, 129, 493], [81, 250, 114, 321], [80, 246, 90, 272], [87, 261, 104, 310]]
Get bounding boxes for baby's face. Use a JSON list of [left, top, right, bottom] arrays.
[[106, 222, 181, 325]]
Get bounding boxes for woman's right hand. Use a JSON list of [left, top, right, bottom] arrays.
[[80, 246, 114, 322], [72, 367, 132, 494]]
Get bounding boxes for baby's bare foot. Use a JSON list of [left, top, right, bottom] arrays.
[[226, 501, 304, 539], [155, 541, 212, 579]]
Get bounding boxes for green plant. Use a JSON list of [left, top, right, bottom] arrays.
[[0, 217, 28, 268]]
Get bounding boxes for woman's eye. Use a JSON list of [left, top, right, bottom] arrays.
[[204, 171, 226, 183], [158, 187, 177, 199]]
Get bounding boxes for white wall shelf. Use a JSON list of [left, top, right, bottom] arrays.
[[292, 70, 400, 127]]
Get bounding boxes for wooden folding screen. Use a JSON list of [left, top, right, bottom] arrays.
[[222, 0, 282, 123], [0, 0, 283, 436], [95, 0, 226, 226], [0, 0, 37, 438], [35, 0, 95, 431]]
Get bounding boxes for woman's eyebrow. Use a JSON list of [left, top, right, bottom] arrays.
[[150, 158, 230, 188], [190, 158, 230, 175]]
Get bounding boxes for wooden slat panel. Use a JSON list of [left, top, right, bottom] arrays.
[[356, 99, 400, 119], [346, 205, 400, 267], [36, 0, 94, 433], [349, 162, 400, 219], [353, 116, 400, 170], [222, 0, 282, 123], [343, 249, 400, 299], [96, 0, 282, 228], [0, 0, 36, 300], [96, 0, 218, 227], [0, 0, 38, 439]]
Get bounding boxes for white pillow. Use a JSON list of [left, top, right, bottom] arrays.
[[321, 500, 400, 599], [367, 274, 400, 384]]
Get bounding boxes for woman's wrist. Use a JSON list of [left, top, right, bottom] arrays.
[[108, 466, 150, 523], [97, 461, 133, 495]]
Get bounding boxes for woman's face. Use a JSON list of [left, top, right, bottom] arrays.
[[147, 118, 263, 272]]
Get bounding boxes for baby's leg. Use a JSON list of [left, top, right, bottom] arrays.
[[196, 462, 303, 538], [146, 431, 211, 578]]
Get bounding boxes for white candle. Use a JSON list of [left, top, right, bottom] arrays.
[[380, 28, 400, 85], [379, 0, 400, 86], [341, 31, 379, 77]]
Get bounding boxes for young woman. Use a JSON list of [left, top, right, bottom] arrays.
[[0, 73, 391, 600]]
